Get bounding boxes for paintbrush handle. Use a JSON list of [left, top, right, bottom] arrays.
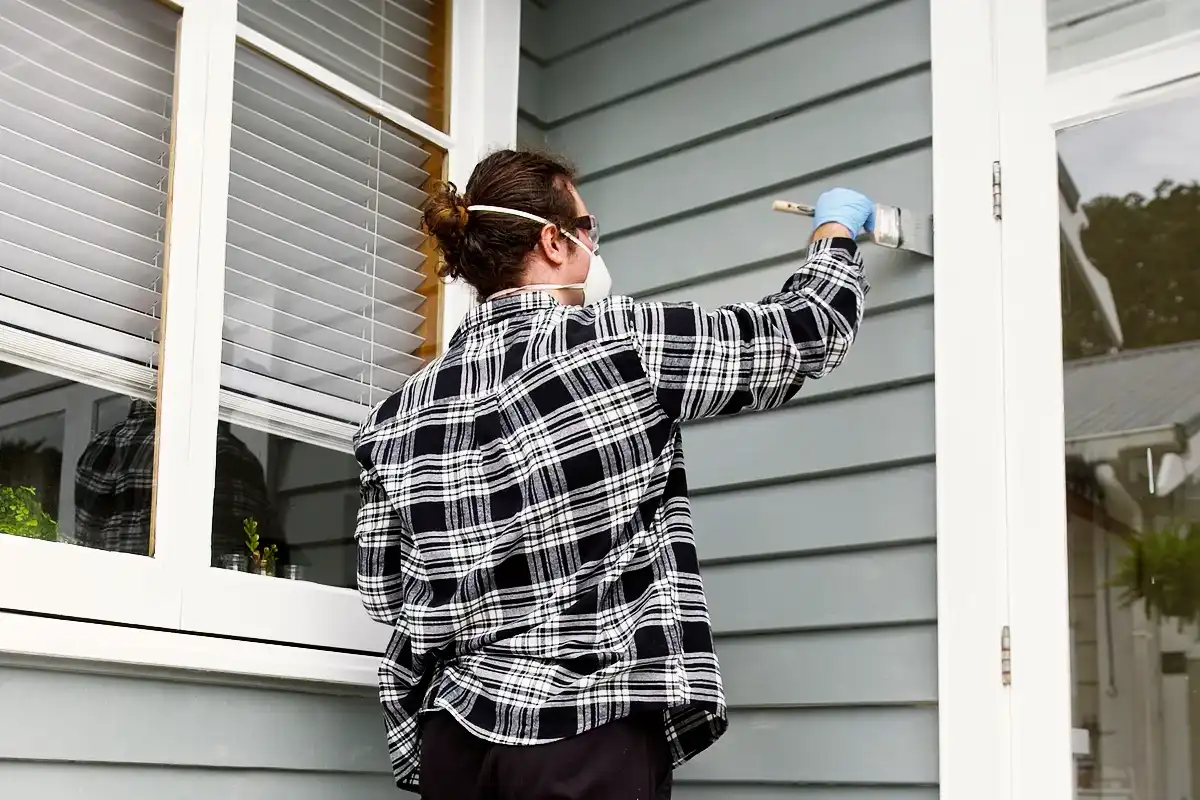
[[771, 200, 816, 217]]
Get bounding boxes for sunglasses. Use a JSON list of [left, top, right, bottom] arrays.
[[572, 214, 600, 249]]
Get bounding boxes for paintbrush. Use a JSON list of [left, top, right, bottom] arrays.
[[771, 200, 934, 258]]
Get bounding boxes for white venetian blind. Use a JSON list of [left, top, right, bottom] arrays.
[[0, 0, 176, 376], [237, 0, 436, 120], [221, 37, 438, 424]]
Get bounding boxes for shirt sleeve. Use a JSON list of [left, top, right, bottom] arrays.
[[631, 236, 867, 422], [354, 463, 409, 626]]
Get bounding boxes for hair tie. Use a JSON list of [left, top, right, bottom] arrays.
[[455, 203, 469, 227]]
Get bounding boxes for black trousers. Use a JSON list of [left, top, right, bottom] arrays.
[[419, 711, 673, 800]]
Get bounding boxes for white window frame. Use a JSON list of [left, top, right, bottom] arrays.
[[0, 0, 521, 680], [990, 5, 1200, 800]]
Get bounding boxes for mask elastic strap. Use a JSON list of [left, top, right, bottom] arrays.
[[467, 205, 596, 255]]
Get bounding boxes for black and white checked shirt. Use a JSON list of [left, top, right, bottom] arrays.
[[354, 237, 866, 791], [74, 400, 272, 557]]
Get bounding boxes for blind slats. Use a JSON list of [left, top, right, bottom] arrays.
[[0, 209, 158, 289], [0, 240, 158, 314], [223, 27, 437, 423], [238, 0, 434, 119], [0, 99, 167, 187], [0, 184, 162, 272], [0, 19, 172, 116], [0, 0, 174, 371], [233, 50, 429, 168], [0, 75, 170, 163], [1, 267, 158, 354]]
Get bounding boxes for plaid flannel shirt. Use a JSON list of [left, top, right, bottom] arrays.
[[354, 237, 866, 791], [74, 401, 271, 556]]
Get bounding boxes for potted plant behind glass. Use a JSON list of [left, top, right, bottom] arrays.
[[243, 517, 278, 577], [1111, 521, 1200, 631], [0, 485, 59, 542]]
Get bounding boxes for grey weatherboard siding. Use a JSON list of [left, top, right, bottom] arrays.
[[0, 664, 396, 797], [520, 0, 938, 797]]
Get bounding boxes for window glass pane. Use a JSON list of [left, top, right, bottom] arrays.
[[1058, 91, 1200, 798], [212, 425, 358, 588], [237, 0, 446, 128], [221, 42, 436, 425], [0, 0, 178, 370], [0, 359, 157, 555], [1047, 0, 1200, 72]]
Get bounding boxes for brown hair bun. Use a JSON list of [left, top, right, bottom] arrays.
[[423, 181, 470, 241], [420, 150, 578, 299]]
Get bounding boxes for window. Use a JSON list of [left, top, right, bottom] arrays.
[[0, 0, 517, 672]]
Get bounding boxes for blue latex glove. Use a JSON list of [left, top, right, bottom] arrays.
[[813, 188, 876, 235]]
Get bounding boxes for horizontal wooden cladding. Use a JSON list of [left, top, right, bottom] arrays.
[[540, 0, 894, 122], [0, 667, 390, 773], [0, 763, 397, 800], [517, 116, 546, 149], [644, 247, 932, 314], [703, 544, 937, 635], [693, 462, 936, 563], [674, 786, 938, 800], [676, 706, 938, 785], [717, 626, 938, 707], [521, 0, 694, 62], [603, 148, 932, 298], [544, 0, 930, 177], [683, 382, 935, 494], [581, 71, 931, 237], [518, 53, 544, 120]]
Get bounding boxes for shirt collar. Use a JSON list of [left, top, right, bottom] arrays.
[[449, 291, 560, 347]]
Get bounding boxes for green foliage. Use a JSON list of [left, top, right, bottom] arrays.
[[243, 517, 277, 573], [1063, 180, 1200, 359], [0, 485, 59, 541], [1110, 522, 1200, 625]]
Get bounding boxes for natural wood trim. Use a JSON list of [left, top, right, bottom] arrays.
[[149, 14, 186, 557], [415, 0, 452, 362]]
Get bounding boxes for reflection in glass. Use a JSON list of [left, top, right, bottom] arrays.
[[1048, 0, 1200, 73], [213, 425, 359, 588], [1059, 92, 1200, 800], [0, 360, 156, 554]]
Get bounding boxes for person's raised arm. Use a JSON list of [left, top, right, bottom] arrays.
[[632, 188, 873, 422]]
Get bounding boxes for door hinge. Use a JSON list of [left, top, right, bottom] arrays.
[[1001, 625, 1012, 686], [988, 161, 998, 220]]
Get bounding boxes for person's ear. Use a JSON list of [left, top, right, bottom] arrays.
[[537, 223, 568, 266]]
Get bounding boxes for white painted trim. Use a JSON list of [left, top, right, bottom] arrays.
[[439, 0, 523, 348], [153, 0, 237, 569], [994, 0, 1076, 798], [0, 536, 183, 629], [235, 22, 455, 151], [929, 2, 1010, 800], [1047, 28, 1200, 129], [179, 567, 391, 653], [0, 611, 378, 688]]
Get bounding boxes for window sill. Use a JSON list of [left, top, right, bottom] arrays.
[[0, 611, 380, 689]]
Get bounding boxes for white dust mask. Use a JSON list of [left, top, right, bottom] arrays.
[[467, 204, 612, 306]]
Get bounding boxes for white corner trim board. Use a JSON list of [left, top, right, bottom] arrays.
[[930, 1, 1011, 800]]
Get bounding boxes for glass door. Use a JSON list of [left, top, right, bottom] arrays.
[[994, 2, 1200, 799], [1057, 94, 1200, 800]]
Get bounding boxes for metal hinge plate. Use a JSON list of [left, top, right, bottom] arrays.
[[992, 161, 1002, 220], [1001, 625, 1012, 686]]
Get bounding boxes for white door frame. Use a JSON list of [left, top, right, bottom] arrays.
[[929, 2, 1012, 800], [992, 3, 1200, 798]]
